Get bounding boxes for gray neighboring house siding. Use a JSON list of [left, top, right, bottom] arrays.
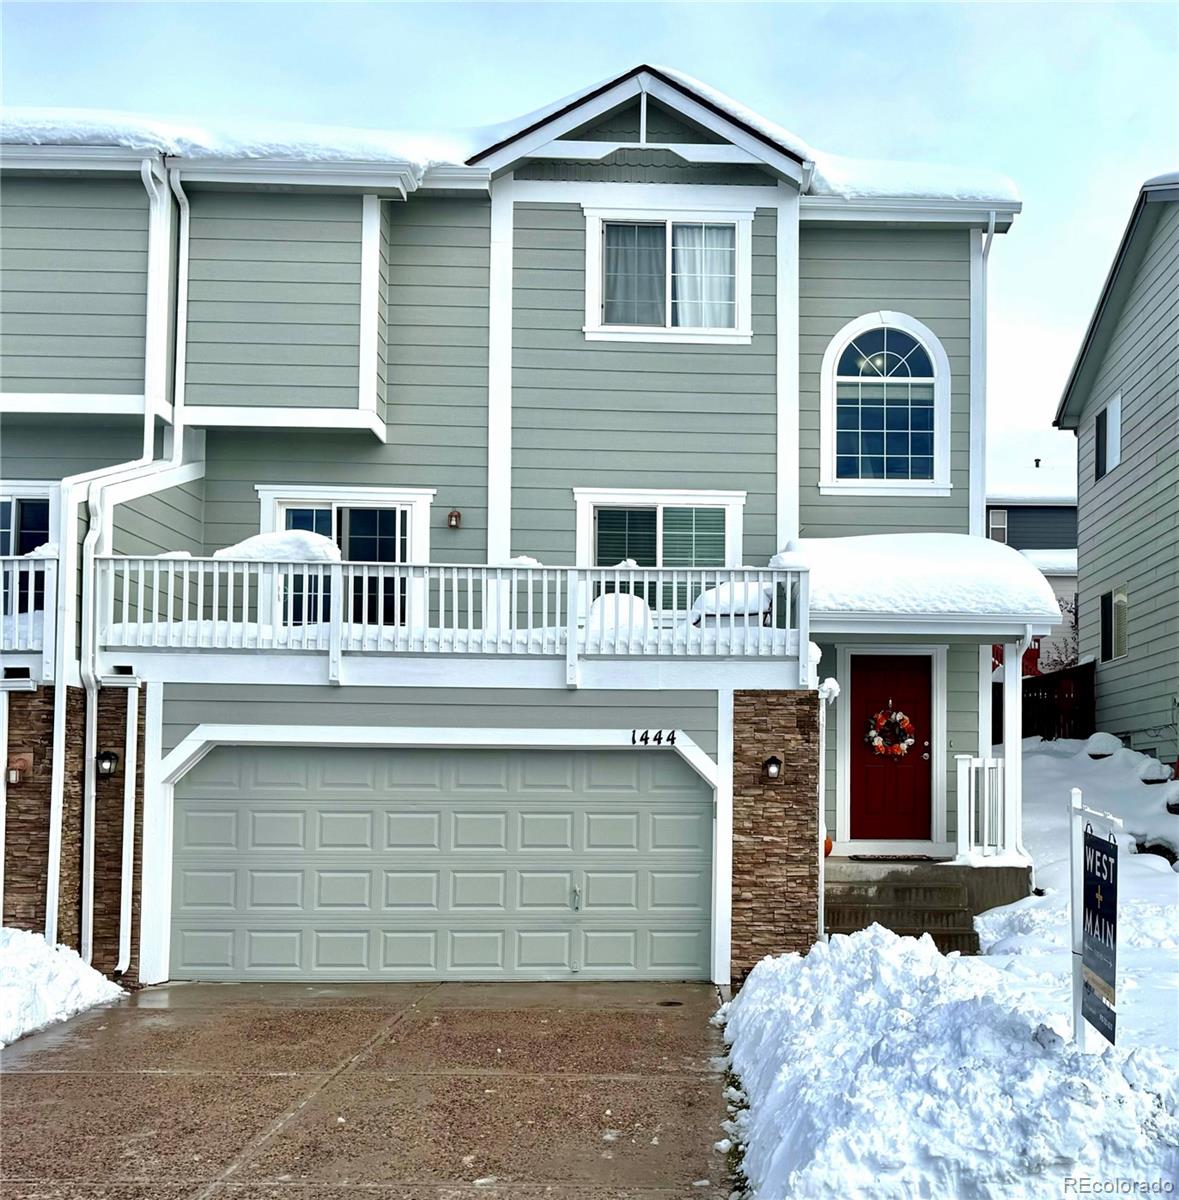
[[798, 226, 973, 537], [0, 176, 148, 395], [988, 505, 1077, 550], [185, 191, 362, 409], [511, 201, 778, 565], [1075, 200, 1179, 751], [161, 684, 719, 762], [192, 193, 491, 563]]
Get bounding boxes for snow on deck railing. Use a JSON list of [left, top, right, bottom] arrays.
[[95, 557, 808, 680], [955, 755, 1006, 857], [1, 556, 57, 681]]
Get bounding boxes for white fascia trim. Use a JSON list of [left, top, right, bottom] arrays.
[[818, 310, 952, 494], [801, 195, 1020, 227], [968, 228, 985, 535], [141, 718, 721, 985], [0, 394, 145, 415], [534, 140, 765, 166], [358, 195, 381, 415], [0, 146, 165, 174], [166, 159, 417, 197], [418, 164, 492, 192], [256, 483, 436, 560], [582, 205, 753, 345], [834, 643, 948, 846], [811, 612, 1055, 638], [776, 181, 800, 546], [573, 487, 747, 569], [486, 173, 515, 562], [184, 406, 387, 441]]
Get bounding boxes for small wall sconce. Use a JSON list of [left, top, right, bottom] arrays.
[[96, 750, 120, 777], [447, 510, 462, 530], [7, 752, 32, 786], [762, 755, 783, 783], [6, 767, 22, 786]]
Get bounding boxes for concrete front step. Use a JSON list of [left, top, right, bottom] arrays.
[[825, 881, 969, 908], [826, 922, 980, 955], [826, 905, 976, 932]]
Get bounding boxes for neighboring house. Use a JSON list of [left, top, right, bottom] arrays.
[[1055, 172, 1179, 766], [0, 66, 1059, 986], [987, 438, 1078, 674]]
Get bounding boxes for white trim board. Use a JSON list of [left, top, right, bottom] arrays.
[[817, 310, 952, 497], [183, 406, 387, 441], [358, 195, 382, 417], [572, 487, 746, 569], [834, 644, 948, 848], [139, 721, 721, 985], [0, 394, 146, 416], [775, 181, 800, 547], [486, 173, 515, 562]]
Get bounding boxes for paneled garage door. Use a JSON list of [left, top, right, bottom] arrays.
[[170, 746, 713, 981]]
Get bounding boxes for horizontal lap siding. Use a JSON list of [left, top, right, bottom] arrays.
[[1076, 202, 1179, 747], [185, 192, 361, 409], [384, 198, 490, 562], [512, 202, 777, 564], [112, 479, 205, 557], [0, 418, 144, 479], [161, 685, 719, 762], [1002, 506, 1077, 550], [799, 227, 972, 536], [0, 177, 148, 394]]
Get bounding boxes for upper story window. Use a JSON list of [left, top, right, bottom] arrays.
[[583, 208, 753, 345], [1100, 584, 1128, 662], [819, 311, 951, 497], [988, 508, 1008, 543], [1094, 393, 1121, 480]]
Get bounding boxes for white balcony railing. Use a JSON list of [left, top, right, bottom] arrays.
[[1, 555, 57, 681], [955, 754, 1006, 857], [96, 557, 809, 680]]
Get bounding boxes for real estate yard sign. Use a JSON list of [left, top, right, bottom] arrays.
[[1081, 828, 1118, 1044]]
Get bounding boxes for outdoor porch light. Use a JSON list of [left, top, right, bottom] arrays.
[[96, 750, 120, 777], [6, 767, 22, 786], [447, 509, 462, 529], [762, 755, 783, 782]]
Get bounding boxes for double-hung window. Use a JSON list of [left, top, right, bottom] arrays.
[[584, 209, 753, 343], [988, 508, 1008, 543], [1099, 585, 1128, 662]]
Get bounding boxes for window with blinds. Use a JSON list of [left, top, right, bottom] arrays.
[[593, 505, 726, 568]]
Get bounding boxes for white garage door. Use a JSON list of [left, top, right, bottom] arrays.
[[170, 746, 713, 981]]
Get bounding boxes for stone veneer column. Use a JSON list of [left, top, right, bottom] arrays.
[[731, 689, 821, 986]]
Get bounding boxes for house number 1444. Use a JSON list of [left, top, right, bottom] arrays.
[[631, 730, 677, 746]]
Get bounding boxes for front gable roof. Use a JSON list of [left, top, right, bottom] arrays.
[[1055, 173, 1179, 428]]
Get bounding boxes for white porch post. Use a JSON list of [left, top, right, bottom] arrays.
[[1001, 641, 1023, 854]]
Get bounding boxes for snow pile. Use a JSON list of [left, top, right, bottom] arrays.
[[691, 580, 771, 622], [23, 542, 59, 559], [0, 927, 123, 1047], [720, 926, 1179, 1199], [1019, 548, 1077, 577], [587, 591, 651, 633], [1085, 731, 1124, 758], [771, 534, 1060, 621], [212, 530, 341, 562]]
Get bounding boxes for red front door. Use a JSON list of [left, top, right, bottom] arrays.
[[849, 654, 933, 840]]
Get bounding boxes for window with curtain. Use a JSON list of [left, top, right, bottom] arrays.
[[602, 221, 736, 329], [834, 327, 936, 481]]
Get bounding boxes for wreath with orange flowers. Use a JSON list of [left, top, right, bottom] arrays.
[[865, 708, 916, 758]]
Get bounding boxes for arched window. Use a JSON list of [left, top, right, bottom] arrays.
[[820, 311, 951, 495]]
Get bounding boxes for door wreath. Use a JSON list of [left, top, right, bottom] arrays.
[[865, 707, 916, 757]]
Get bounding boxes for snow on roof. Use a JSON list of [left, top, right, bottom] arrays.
[[987, 430, 1077, 504], [0, 107, 469, 174], [2, 66, 1021, 205], [1019, 549, 1077, 576], [772, 533, 1061, 621]]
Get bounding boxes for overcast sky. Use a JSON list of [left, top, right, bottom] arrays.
[[3, 1, 1176, 478]]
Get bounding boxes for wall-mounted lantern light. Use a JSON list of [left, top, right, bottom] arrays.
[[762, 755, 783, 783], [7, 752, 32, 786], [447, 510, 462, 530], [6, 767, 22, 786], [96, 750, 120, 777]]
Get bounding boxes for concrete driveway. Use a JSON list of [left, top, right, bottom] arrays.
[[0, 980, 729, 1199]]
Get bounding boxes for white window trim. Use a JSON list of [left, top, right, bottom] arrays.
[[818, 310, 952, 497], [582, 206, 754, 345], [1101, 583, 1128, 663], [1099, 392, 1122, 476], [255, 485, 436, 562], [988, 507, 1008, 543], [572, 486, 746, 568], [833, 643, 950, 855], [0, 481, 61, 553]]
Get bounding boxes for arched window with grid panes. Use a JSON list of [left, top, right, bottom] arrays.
[[819, 311, 952, 496]]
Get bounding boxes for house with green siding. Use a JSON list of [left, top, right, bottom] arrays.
[[0, 66, 1060, 988], [1055, 173, 1179, 765]]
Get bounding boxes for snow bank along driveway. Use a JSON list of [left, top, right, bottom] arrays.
[[0, 927, 122, 1047], [719, 736, 1179, 1199], [720, 928, 1178, 1200]]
